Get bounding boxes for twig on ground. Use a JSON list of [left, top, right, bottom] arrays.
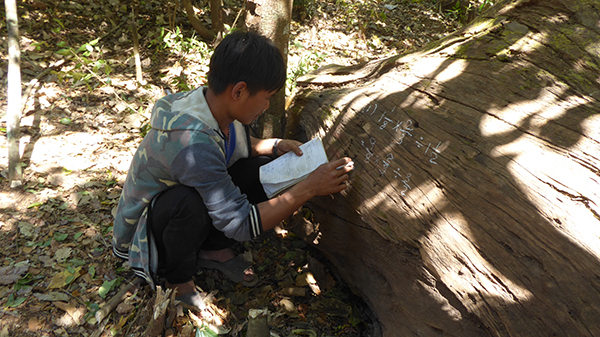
[[95, 277, 143, 323]]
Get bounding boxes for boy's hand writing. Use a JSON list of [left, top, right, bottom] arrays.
[[305, 157, 354, 196]]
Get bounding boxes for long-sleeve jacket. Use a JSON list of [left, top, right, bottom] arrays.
[[112, 87, 263, 286]]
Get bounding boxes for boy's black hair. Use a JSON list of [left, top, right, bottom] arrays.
[[207, 31, 286, 96]]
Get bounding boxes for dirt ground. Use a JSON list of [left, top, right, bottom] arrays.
[[0, 0, 462, 335]]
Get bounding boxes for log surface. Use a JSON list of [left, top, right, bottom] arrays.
[[287, 0, 600, 336]]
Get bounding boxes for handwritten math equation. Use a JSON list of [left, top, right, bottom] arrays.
[[358, 103, 446, 196]]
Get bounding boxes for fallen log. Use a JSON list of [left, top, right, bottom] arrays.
[[286, 0, 600, 336]]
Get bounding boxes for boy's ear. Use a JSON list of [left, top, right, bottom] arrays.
[[231, 81, 248, 100]]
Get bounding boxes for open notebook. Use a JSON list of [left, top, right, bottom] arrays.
[[259, 138, 328, 198]]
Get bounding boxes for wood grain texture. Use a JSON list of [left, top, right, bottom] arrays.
[[287, 0, 600, 336]]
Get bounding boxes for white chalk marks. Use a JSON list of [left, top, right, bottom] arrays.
[[357, 102, 447, 196]]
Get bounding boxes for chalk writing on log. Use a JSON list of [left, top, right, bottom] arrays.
[[361, 137, 377, 164], [392, 170, 412, 196], [357, 102, 447, 192], [379, 153, 394, 175], [378, 107, 395, 129], [417, 139, 441, 165], [392, 119, 413, 145]]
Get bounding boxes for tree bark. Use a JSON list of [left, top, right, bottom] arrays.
[[131, 1, 144, 84], [245, 0, 293, 138], [210, 0, 224, 43], [4, 0, 23, 188], [287, 0, 600, 336], [181, 0, 216, 42]]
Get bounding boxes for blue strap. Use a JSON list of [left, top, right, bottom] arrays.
[[225, 122, 236, 166]]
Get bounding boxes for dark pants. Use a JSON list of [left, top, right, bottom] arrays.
[[149, 156, 271, 284]]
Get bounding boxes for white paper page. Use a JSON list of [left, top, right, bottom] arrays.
[[259, 138, 328, 185]]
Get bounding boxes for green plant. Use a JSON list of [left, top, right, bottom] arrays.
[[293, 0, 318, 21], [479, 0, 495, 11], [286, 41, 327, 95], [444, 1, 464, 21], [98, 278, 121, 298], [445, 0, 495, 22], [149, 27, 212, 90], [84, 302, 100, 321], [5, 293, 26, 307], [150, 27, 210, 57], [171, 73, 192, 92], [52, 38, 113, 91]]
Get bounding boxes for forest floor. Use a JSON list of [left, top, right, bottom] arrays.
[[0, 0, 464, 336]]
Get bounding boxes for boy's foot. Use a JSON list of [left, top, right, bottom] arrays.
[[197, 248, 258, 286], [166, 280, 196, 295], [166, 281, 207, 311], [175, 291, 208, 311]]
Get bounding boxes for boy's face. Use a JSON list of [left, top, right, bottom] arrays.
[[236, 89, 277, 125]]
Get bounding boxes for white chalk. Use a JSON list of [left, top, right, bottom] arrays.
[[336, 161, 354, 170]]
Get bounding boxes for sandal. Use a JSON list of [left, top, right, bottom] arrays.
[[197, 255, 259, 287]]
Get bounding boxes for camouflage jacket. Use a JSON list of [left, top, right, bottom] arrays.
[[112, 87, 263, 287]]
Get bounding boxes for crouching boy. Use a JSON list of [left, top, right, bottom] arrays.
[[112, 31, 353, 309]]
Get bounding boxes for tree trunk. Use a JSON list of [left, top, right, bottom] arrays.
[[181, 0, 216, 42], [131, 1, 144, 84], [286, 0, 600, 336], [245, 0, 292, 138], [210, 0, 224, 43], [4, 0, 23, 188]]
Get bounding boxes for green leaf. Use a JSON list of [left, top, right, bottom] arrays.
[[48, 267, 82, 289], [54, 232, 68, 241], [53, 18, 65, 29], [98, 279, 117, 298], [57, 41, 68, 48], [101, 225, 113, 235], [56, 48, 72, 56], [65, 274, 75, 285], [195, 326, 219, 337], [87, 301, 100, 313], [27, 202, 43, 208], [60, 118, 72, 125], [284, 250, 297, 261], [5, 293, 27, 307], [69, 258, 85, 267], [89, 265, 96, 279], [74, 232, 83, 240], [14, 273, 34, 291]]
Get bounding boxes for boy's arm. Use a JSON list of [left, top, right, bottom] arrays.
[[250, 136, 303, 157], [257, 157, 353, 232]]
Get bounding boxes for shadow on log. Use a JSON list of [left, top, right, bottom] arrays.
[[286, 0, 600, 336]]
